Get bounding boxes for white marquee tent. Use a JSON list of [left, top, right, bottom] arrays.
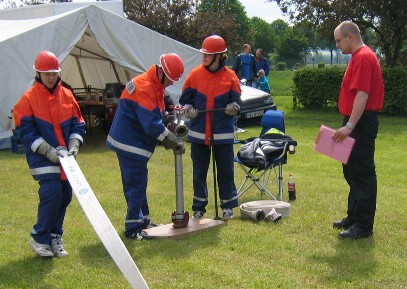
[[0, 4, 201, 149]]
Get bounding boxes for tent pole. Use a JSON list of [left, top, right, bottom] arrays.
[[109, 60, 121, 83], [75, 55, 87, 88]]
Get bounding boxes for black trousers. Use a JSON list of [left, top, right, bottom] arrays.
[[191, 143, 238, 212], [342, 111, 378, 231]]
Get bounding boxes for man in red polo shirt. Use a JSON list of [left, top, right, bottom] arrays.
[[332, 21, 384, 239]]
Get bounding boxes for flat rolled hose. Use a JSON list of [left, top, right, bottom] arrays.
[[240, 200, 291, 221]]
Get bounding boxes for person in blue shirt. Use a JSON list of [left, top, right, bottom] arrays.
[[232, 44, 257, 87], [256, 69, 270, 93]]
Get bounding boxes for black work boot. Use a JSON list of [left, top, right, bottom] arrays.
[[338, 225, 373, 239], [332, 218, 353, 230]]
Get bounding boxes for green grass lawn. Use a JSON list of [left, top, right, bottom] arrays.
[[1, 97, 407, 288], [269, 70, 294, 96]]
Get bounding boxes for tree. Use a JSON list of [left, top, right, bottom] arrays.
[[275, 26, 309, 67], [249, 16, 276, 55], [294, 20, 318, 52], [270, 19, 289, 49], [123, 0, 251, 54], [193, 0, 251, 55], [123, 0, 198, 45], [314, 31, 337, 65], [268, 0, 407, 67]]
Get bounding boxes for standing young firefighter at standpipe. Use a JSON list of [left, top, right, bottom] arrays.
[[13, 51, 86, 257], [179, 35, 242, 220]]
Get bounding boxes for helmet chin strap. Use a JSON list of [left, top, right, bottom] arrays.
[[159, 67, 166, 85], [205, 54, 219, 72]]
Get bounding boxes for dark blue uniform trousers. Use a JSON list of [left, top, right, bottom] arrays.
[[191, 142, 238, 212], [342, 111, 378, 231], [117, 154, 150, 237], [32, 180, 72, 244]]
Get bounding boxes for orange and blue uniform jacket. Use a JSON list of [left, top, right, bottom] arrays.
[[179, 63, 242, 145], [13, 79, 86, 181], [106, 65, 169, 161]]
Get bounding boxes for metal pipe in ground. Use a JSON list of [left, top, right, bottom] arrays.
[[171, 152, 189, 228]]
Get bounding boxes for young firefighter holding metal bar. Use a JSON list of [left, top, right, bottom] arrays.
[[179, 35, 242, 220]]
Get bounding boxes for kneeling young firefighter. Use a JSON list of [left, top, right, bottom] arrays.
[[106, 53, 185, 240]]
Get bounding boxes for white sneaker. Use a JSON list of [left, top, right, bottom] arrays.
[[193, 211, 205, 218], [29, 237, 54, 257], [126, 231, 153, 240], [50, 236, 69, 257], [222, 208, 234, 220]]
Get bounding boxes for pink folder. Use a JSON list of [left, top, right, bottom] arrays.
[[314, 125, 355, 164]]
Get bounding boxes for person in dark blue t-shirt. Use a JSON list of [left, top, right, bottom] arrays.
[[255, 48, 270, 76]]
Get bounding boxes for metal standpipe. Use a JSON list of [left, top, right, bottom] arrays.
[[171, 107, 189, 228], [175, 153, 184, 214], [171, 152, 189, 228]]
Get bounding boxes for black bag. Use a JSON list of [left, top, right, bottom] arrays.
[[259, 140, 286, 160], [238, 135, 295, 169], [237, 138, 267, 169]]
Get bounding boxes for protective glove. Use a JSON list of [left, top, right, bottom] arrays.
[[162, 131, 181, 150], [173, 140, 185, 155], [36, 141, 65, 163], [163, 113, 174, 126], [225, 102, 239, 116], [68, 138, 81, 157], [184, 104, 198, 119]]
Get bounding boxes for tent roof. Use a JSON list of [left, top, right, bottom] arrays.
[[0, 0, 124, 20], [0, 4, 201, 147]]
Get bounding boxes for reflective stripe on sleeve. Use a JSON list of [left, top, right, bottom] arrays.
[[31, 137, 45, 153], [69, 133, 83, 143], [107, 135, 152, 158]]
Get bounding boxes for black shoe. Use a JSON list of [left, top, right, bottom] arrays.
[[333, 218, 352, 230], [143, 222, 162, 229], [338, 225, 373, 239]]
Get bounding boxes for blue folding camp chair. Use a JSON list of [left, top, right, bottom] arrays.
[[234, 110, 297, 201]]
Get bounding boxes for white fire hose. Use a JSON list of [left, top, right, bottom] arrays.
[[240, 200, 291, 222]]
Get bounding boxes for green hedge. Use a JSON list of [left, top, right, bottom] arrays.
[[292, 67, 407, 116], [382, 68, 407, 116], [277, 62, 286, 71], [292, 67, 343, 109]]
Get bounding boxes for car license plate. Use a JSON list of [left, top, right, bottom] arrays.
[[245, 110, 264, 118]]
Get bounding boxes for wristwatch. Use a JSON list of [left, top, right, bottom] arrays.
[[346, 122, 353, 130]]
